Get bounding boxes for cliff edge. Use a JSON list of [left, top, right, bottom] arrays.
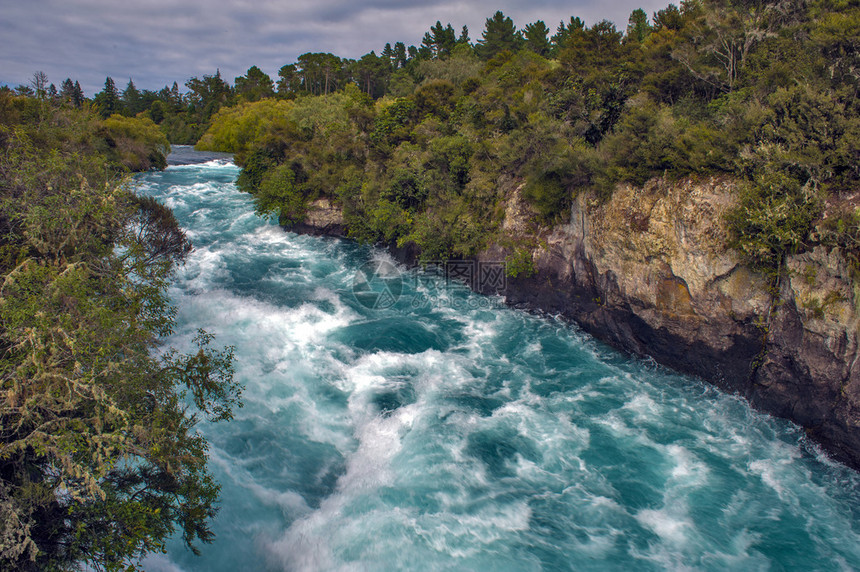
[[298, 180, 860, 468]]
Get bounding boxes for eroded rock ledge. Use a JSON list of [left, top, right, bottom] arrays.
[[296, 181, 860, 469]]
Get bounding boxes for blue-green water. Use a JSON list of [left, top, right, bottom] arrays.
[[137, 151, 860, 571]]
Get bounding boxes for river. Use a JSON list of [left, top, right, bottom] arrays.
[[137, 148, 860, 571]]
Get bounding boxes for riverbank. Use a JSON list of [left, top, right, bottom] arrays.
[[292, 178, 860, 470]]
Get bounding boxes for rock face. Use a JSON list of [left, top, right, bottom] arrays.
[[505, 179, 771, 386], [756, 246, 860, 465], [292, 199, 347, 237], [502, 178, 860, 469], [290, 179, 860, 469]]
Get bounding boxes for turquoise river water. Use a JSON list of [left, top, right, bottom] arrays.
[[137, 149, 860, 571]]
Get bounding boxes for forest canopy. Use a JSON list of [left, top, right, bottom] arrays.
[[191, 0, 860, 275]]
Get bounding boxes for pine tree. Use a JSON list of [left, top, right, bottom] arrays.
[[476, 11, 523, 60], [60, 78, 75, 104], [394, 42, 408, 68], [95, 76, 120, 117], [626, 8, 653, 43], [551, 16, 586, 54], [524, 20, 551, 56], [457, 25, 471, 46], [170, 81, 181, 111], [352, 51, 389, 97], [382, 43, 395, 68], [235, 66, 275, 101], [122, 79, 142, 116], [72, 81, 85, 108], [431, 21, 457, 58]]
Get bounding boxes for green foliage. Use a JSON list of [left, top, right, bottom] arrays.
[[626, 8, 653, 43], [0, 91, 170, 174], [476, 11, 523, 60], [726, 166, 821, 274], [0, 120, 240, 570], [757, 84, 860, 189], [255, 163, 310, 227], [195, 0, 860, 281], [413, 80, 457, 119], [522, 173, 569, 222], [593, 97, 731, 194], [413, 46, 482, 86], [93, 77, 120, 118], [370, 98, 416, 150], [817, 208, 860, 275], [383, 167, 427, 211], [236, 146, 279, 194], [506, 246, 536, 278], [101, 114, 171, 170], [234, 66, 275, 102], [184, 70, 234, 121], [523, 21, 551, 56], [195, 99, 294, 163], [422, 21, 458, 59]]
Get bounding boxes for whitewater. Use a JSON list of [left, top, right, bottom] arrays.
[[138, 149, 860, 571]]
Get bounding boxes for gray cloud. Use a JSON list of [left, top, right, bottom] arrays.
[[2, 0, 670, 95]]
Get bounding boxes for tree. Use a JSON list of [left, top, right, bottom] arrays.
[[457, 25, 471, 46], [169, 81, 182, 111], [30, 71, 48, 99], [652, 2, 686, 31], [627, 8, 653, 43], [59, 78, 75, 104], [72, 81, 85, 108], [122, 79, 143, 115], [149, 99, 166, 123], [422, 21, 457, 59], [524, 20, 551, 56], [550, 16, 586, 55], [0, 112, 240, 570], [13, 85, 34, 97], [671, 0, 780, 94], [476, 11, 523, 59], [381, 43, 395, 66], [277, 64, 302, 96], [295, 53, 343, 95], [351, 51, 390, 97], [394, 42, 409, 68], [235, 66, 275, 102], [94, 76, 121, 118], [185, 70, 233, 119]]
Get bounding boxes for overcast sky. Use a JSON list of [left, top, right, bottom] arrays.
[[3, 0, 670, 96]]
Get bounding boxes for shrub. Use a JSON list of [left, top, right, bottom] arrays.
[[522, 173, 570, 222], [725, 165, 821, 275]]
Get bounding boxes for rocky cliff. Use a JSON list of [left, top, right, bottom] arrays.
[[298, 181, 860, 469]]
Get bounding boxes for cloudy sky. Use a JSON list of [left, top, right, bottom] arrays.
[[3, 0, 670, 96]]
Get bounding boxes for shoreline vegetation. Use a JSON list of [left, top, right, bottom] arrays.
[[1, 0, 859, 569], [0, 96, 241, 569], [198, 1, 859, 284]]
